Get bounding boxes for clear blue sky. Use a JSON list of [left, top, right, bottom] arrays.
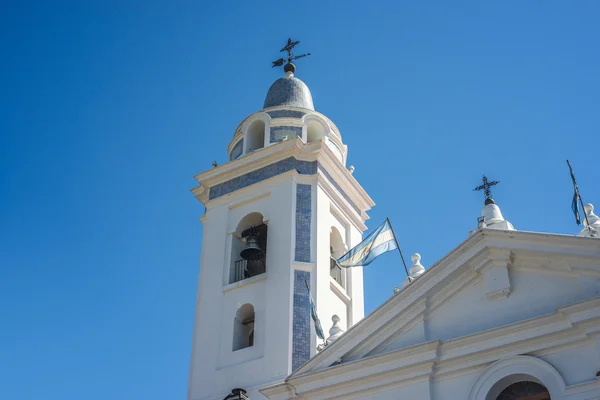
[[1, 1, 599, 399]]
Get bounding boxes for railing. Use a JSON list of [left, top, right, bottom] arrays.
[[232, 259, 266, 284], [233, 259, 247, 283], [330, 257, 344, 288]]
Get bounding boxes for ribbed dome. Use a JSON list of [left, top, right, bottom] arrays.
[[263, 72, 314, 110]]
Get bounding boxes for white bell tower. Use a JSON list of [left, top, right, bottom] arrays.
[[188, 62, 374, 400]]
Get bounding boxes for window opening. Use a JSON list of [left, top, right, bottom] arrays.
[[496, 381, 550, 400], [246, 120, 265, 153], [233, 304, 255, 351], [329, 227, 347, 289], [231, 221, 267, 284]]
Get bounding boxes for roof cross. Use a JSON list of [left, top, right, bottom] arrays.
[[473, 175, 500, 203], [271, 38, 311, 72]]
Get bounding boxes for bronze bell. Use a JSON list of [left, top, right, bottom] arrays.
[[240, 229, 265, 261]]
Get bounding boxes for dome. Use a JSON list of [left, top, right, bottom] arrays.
[[263, 72, 314, 110]]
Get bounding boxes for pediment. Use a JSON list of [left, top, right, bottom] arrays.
[[292, 230, 600, 377]]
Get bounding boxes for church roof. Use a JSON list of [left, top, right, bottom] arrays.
[[263, 71, 314, 110], [285, 229, 600, 379]]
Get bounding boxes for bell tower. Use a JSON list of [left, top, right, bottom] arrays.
[[188, 47, 374, 400]]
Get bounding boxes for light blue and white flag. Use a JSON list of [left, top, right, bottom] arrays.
[[337, 219, 398, 267], [304, 280, 325, 340]]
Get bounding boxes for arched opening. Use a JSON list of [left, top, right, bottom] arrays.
[[232, 304, 255, 351], [330, 227, 347, 289], [496, 382, 549, 400], [306, 119, 326, 143], [246, 120, 266, 153], [229, 139, 243, 161], [487, 376, 550, 400], [230, 213, 267, 284]]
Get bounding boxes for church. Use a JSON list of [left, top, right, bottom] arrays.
[[188, 40, 600, 400]]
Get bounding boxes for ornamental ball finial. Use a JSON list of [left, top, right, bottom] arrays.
[[284, 63, 296, 73]]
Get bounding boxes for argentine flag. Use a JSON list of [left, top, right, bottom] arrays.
[[337, 219, 398, 267]]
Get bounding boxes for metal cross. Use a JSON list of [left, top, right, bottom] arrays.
[[272, 38, 311, 68], [473, 175, 500, 200]]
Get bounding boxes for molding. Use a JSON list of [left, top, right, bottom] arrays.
[[261, 297, 600, 399], [192, 138, 374, 223], [330, 278, 351, 304], [222, 273, 267, 294], [467, 356, 566, 400], [290, 230, 600, 377], [293, 262, 315, 273]]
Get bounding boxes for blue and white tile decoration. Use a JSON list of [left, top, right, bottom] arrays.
[[292, 269, 311, 372], [208, 158, 316, 200], [295, 184, 311, 263], [270, 126, 303, 143], [267, 110, 306, 119], [229, 140, 243, 161], [208, 157, 361, 215]]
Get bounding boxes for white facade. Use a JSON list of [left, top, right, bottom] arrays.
[[189, 67, 600, 400], [188, 71, 372, 400], [262, 225, 600, 400]]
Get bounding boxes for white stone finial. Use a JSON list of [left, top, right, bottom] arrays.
[[348, 165, 355, 175], [409, 253, 426, 279], [317, 315, 345, 352], [471, 202, 515, 233], [326, 315, 345, 345], [579, 203, 600, 237]]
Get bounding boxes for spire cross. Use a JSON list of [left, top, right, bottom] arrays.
[[271, 38, 311, 69], [473, 175, 500, 201]]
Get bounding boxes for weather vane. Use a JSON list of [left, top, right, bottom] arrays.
[[473, 175, 500, 204], [271, 38, 311, 73]]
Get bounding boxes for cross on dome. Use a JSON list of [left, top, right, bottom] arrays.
[[271, 37, 311, 74], [474, 175, 500, 205]]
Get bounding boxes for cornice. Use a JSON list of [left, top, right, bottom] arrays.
[[288, 341, 440, 396], [292, 231, 488, 375], [269, 297, 600, 399], [292, 230, 600, 376], [192, 138, 375, 223]]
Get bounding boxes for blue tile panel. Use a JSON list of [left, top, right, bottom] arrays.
[[208, 158, 316, 200], [292, 270, 311, 372], [229, 139, 243, 160], [295, 184, 312, 263], [267, 110, 306, 119], [270, 126, 303, 143], [207, 158, 361, 215]]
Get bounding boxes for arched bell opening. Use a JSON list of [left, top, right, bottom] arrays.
[[306, 119, 326, 143], [330, 227, 347, 289], [245, 120, 266, 153], [232, 304, 255, 351], [230, 213, 268, 284]]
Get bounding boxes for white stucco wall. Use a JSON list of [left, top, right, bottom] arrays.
[[189, 177, 298, 400], [190, 169, 369, 400], [387, 267, 600, 353]]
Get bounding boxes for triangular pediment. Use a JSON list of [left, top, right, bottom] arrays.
[[292, 230, 600, 377]]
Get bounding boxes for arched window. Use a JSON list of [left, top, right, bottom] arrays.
[[233, 304, 255, 351], [246, 120, 266, 153], [230, 213, 267, 284], [330, 227, 347, 289], [496, 382, 550, 400], [306, 119, 326, 143]]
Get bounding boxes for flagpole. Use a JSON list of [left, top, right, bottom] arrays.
[[387, 218, 410, 277], [567, 160, 591, 230]]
